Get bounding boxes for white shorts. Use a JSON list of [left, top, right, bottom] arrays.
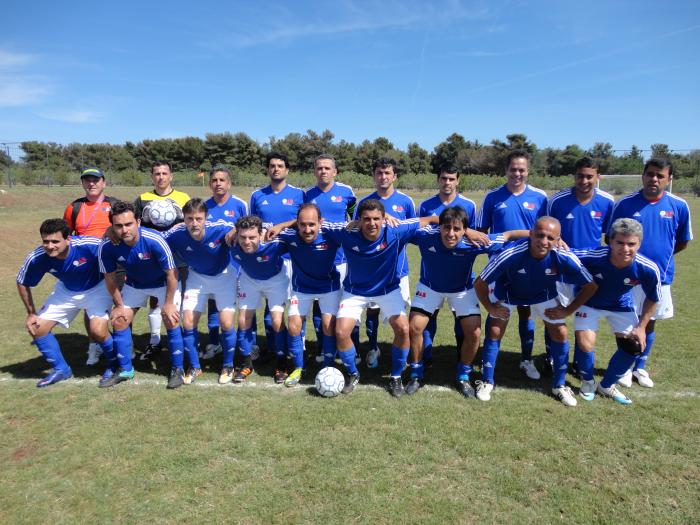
[[490, 293, 566, 325], [337, 262, 347, 284], [238, 268, 289, 312], [337, 288, 407, 323], [38, 281, 112, 328], [288, 289, 342, 318], [633, 284, 673, 320], [400, 275, 411, 305], [413, 283, 481, 317], [121, 284, 182, 311], [181, 267, 237, 313], [574, 306, 637, 334], [556, 282, 575, 308]]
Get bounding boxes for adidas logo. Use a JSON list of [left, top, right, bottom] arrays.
[[483, 362, 493, 368], [595, 273, 603, 279], [428, 246, 437, 252], [498, 203, 508, 209], [290, 242, 297, 247], [566, 213, 574, 219], [49, 268, 58, 273], [234, 255, 241, 260], [262, 200, 269, 205], [186, 246, 193, 251], [173, 349, 183, 355], [352, 246, 360, 252], [117, 256, 126, 262], [633, 212, 641, 217], [517, 268, 526, 274], [207, 214, 213, 219]]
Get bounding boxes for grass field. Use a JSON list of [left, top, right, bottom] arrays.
[[1, 185, 698, 524]]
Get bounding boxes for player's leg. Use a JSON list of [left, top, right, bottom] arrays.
[[83, 310, 102, 366], [597, 329, 640, 405], [152, 286, 185, 390], [455, 314, 481, 398], [286, 292, 311, 386], [335, 294, 365, 393], [544, 319, 576, 407], [516, 304, 539, 380], [182, 310, 204, 385], [229, 273, 262, 384], [422, 312, 438, 367], [203, 298, 222, 360], [103, 301, 137, 388], [262, 271, 290, 384], [478, 308, 509, 401], [208, 270, 239, 382], [407, 309, 431, 395], [365, 306, 380, 364], [144, 295, 163, 359]]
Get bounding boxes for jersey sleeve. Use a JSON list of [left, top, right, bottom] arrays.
[[559, 251, 593, 286], [406, 197, 417, 219], [249, 193, 258, 218], [479, 252, 507, 284], [395, 218, 422, 246], [161, 223, 186, 240], [98, 241, 117, 274], [477, 194, 494, 231], [16, 249, 46, 287], [640, 262, 661, 304], [676, 200, 693, 243], [146, 233, 176, 272], [600, 198, 615, 235], [536, 194, 548, 219], [320, 222, 347, 244], [467, 201, 477, 228], [346, 193, 357, 220]]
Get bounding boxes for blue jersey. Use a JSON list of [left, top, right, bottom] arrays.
[[162, 221, 233, 276], [547, 188, 614, 249], [99, 228, 176, 289], [477, 184, 548, 233], [230, 239, 288, 281], [574, 247, 660, 312], [305, 182, 356, 265], [250, 184, 304, 228], [411, 229, 507, 293], [610, 190, 692, 285], [205, 195, 248, 225], [323, 219, 421, 297], [419, 193, 477, 228], [356, 190, 416, 278], [480, 240, 593, 305], [17, 236, 104, 292], [278, 229, 341, 294]]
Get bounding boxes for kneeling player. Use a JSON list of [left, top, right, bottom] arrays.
[[99, 201, 186, 389], [574, 218, 660, 404], [229, 215, 290, 384], [17, 219, 113, 387], [474, 217, 598, 406], [407, 207, 527, 397], [162, 198, 237, 385]]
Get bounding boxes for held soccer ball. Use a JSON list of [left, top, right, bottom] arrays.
[[145, 199, 179, 228], [315, 367, 345, 397]]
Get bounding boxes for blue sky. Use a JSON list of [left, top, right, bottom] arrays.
[[1, 0, 699, 154]]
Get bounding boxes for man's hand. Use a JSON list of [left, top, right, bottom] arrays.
[[544, 303, 569, 320], [556, 239, 570, 251], [384, 215, 400, 228], [224, 227, 237, 246], [104, 225, 120, 245], [161, 302, 180, 326], [110, 305, 130, 324], [25, 314, 40, 337], [488, 301, 510, 320], [629, 326, 647, 352], [266, 224, 284, 240], [345, 220, 358, 231], [465, 228, 490, 247]]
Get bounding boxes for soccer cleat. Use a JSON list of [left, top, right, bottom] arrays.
[[366, 347, 380, 369], [519, 359, 541, 380], [183, 367, 202, 385], [342, 373, 360, 394], [86, 344, 102, 365], [552, 385, 578, 407], [456, 379, 476, 398], [218, 366, 234, 384], [475, 380, 493, 401], [405, 377, 421, 395], [284, 367, 303, 387], [36, 368, 73, 388], [597, 383, 633, 405], [139, 343, 162, 361], [273, 369, 288, 384], [167, 367, 185, 389], [388, 376, 404, 398], [579, 379, 596, 401], [618, 369, 633, 388], [98, 367, 134, 388], [633, 369, 654, 388], [201, 344, 222, 360], [234, 367, 253, 383]]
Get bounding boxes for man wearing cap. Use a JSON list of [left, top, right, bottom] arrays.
[[62, 167, 119, 365]]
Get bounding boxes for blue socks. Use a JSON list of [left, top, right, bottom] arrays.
[[339, 346, 359, 375], [481, 338, 500, 384], [207, 307, 220, 347], [167, 327, 185, 369], [221, 328, 238, 367], [273, 328, 288, 358], [182, 328, 200, 369], [350, 324, 361, 350], [237, 328, 254, 357], [99, 336, 117, 373], [573, 343, 586, 371], [550, 340, 570, 388], [112, 327, 134, 372], [390, 346, 409, 377], [601, 347, 637, 389], [366, 311, 379, 350], [34, 333, 70, 373], [457, 363, 473, 382], [409, 360, 424, 380], [287, 332, 304, 369], [423, 315, 436, 362], [635, 332, 655, 371], [322, 335, 337, 367], [519, 319, 535, 360], [578, 349, 595, 382]]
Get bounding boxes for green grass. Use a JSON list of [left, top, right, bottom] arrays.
[[1, 186, 699, 524]]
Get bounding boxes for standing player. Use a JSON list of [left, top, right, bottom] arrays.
[[547, 157, 615, 372], [609, 158, 692, 388], [229, 215, 290, 384], [573, 218, 660, 404], [16, 219, 114, 387], [356, 157, 416, 368], [161, 198, 238, 385], [201, 166, 249, 360], [98, 201, 187, 389], [407, 207, 526, 397], [474, 217, 598, 406], [417, 165, 477, 366], [134, 161, 190, 361], [62, 167, 119, 365], [477, 150, 548, 380]]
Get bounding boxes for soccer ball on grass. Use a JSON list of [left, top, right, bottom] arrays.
[[315, 367, 345, 397]]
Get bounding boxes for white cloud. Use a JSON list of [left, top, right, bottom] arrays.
[[0, 49, 35, 69], [37, 109, 103, 124], [0, 49, 51, 107]]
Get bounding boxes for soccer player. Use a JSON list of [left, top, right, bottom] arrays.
[[356, 157, 416, 368], [98, 201, 186, 389], [474, 216, 598, 406], [407, 207, 527, 397], [16, 219, 113, 387], [608, 158, 692, 388], [62, 167, 119, 365], [547, 157, 615, 372], [230, 215, 290, 383], [477, 150, 548, 380], [201, 166, 249, 360], [573, 218, 660, 404], [417, 165, 477, 366], [277, 203, 343, 386], [134, 161, 190, 361], [161, 198, 237, 385], [323, 199, 441, 397]]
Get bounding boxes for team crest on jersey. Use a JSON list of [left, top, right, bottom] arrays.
[[315, 243, 328, 250], [623, 277, 640, 286], [659, 210, 674, 218], [208, 240, 221, 248], [523, 202, 536, 210], [282, 198, 295, 205], [544, 268, 558, 276], [590, 211, 603, 218], [256, 255, 270, 262], [392, 205, 404, 212], [138, 252, 151, 260], [331, 196, 343, 203], [375, 242, 387, 251], [224, 210, 235, 217], [72, 257, 88, 267]]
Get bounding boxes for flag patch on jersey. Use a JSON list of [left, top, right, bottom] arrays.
[[544, 268, 558, 276], [72, 257, 88, 267], [208, 240, 221, 248], [659, 210, 674, 218], [315, 243, 328, 250], [392, 205, 404, 212], [523, 202, 536, 210], [623, 277, 640, 286], [375, 242, 387, 251], [256, 255, 270, 262], [138, 252, 151, 260], [225, 210, 235, 217], [331, 196, 343, 202], [282, 199, 295, 205], [590, 211, 603, 218]]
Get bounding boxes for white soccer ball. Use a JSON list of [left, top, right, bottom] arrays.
[[145, 199, 178, 228], [315, 366, 345, 397]]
